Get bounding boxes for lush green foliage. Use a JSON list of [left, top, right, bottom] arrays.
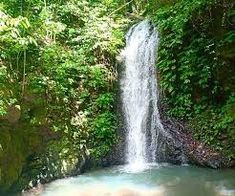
[[1, 0, 161, 192], [191, 95, 235, 156], [0, 0, 131, 190], [0, 0, 235, 192], [151, 0, 235, 158]]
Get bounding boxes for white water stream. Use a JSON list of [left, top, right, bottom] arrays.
[[120, 20, 165, 171]]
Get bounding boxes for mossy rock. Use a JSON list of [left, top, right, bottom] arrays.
[[10, 135, 88, 193], [0, 123, 43, 192]]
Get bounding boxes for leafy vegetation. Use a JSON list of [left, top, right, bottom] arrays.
[[0, 0, 235, 193], [0, 0, 129, 152], [149, 0, 235, 158], [0, 0, 132, 192]]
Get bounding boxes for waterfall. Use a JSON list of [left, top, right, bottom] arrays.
[[120, 20, 165, 171]]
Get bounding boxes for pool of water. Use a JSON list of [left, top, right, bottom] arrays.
[[24, 164, 235, 196]]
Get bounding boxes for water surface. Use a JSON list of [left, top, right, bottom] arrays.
[[24, 164, 235, 196]]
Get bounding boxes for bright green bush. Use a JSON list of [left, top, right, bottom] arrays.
[[0, 0, 130, 182], [149, 0, 235, 157]]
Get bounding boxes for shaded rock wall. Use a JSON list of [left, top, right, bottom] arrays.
[[0, 107, 88, 195]]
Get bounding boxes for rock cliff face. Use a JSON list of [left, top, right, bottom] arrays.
[[0, 107, 88, 195]]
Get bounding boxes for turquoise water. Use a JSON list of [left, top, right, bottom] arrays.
[[24, 164, 235, 196]]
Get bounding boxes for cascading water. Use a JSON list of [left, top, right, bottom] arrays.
[[120, 20, 165, 171]]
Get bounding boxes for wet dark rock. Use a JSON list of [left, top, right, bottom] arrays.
[[158, 113, 234, 168]]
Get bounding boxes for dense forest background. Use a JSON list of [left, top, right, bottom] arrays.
[[0, 0, 234, 194]]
